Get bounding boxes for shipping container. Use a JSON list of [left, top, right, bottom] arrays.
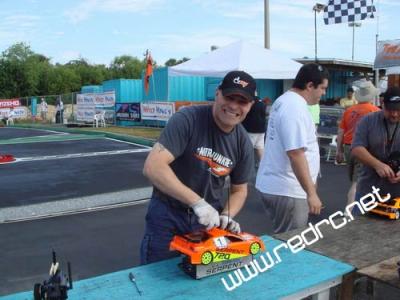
[[102, 79, 142, 103]]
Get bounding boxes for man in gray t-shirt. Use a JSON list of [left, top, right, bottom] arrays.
[[140, 71, 256, 264], [352, 87, 400, 203]]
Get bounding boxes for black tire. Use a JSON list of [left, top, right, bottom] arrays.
[[33, 283, 42, 300]]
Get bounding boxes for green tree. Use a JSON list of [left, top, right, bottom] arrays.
[[65, 58, 108, 86], [33, 54, 53, 96], [0, 42, 41, 97], [48, 64, 81, 95], [0, 42, 160, 98], [109, 55, 147, 79]]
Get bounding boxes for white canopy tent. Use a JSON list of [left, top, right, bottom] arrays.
[[169, 40, 302, 80]]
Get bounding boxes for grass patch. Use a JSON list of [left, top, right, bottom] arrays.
[[75, 126, 162, 140]]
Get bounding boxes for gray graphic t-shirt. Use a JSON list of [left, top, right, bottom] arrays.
[[155, 105, 253, 210]]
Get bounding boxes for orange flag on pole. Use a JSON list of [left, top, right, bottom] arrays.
[[144, 50, 153, 95]]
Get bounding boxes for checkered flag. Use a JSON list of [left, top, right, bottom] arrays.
[[323, 0, 376, 25]]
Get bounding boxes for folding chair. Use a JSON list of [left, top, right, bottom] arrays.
[[93, 111, 106, 128], [6, 116, 14, 126], [326, 135, 337, 162]]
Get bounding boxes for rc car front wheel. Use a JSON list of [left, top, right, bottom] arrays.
[[395, 210, 400, 220], [250, 242, 261, 255], [201, 251, 213, 265], [33, 283, 42, 300]]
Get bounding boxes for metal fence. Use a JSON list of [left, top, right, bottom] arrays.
[[18, 92, 78, 123]]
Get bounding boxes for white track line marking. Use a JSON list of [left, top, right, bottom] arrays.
[[105, 137, 152, 148], [1, 199, 150, 224], [14, 148, 150, 163]]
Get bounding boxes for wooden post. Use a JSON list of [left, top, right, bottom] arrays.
[[338, 271, 355, 300]]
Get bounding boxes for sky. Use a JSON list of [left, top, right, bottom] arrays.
[[1, 0, 399, 67]]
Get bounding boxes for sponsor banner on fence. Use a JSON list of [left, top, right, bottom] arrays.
[[140, 102, 175, 121], [0, 107, 27, 119], [76, 108, 95, 122], [101, 109, 115, 123], [0, 99, 21, 108], [76, 107, 115, 123], [115, 103, 141, 121], [374, 39, 400, 69], [76, 91, 116, 122], [76, 91, 115, 107]]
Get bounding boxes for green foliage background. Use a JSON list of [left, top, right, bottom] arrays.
[[0, 42, 172, 101]]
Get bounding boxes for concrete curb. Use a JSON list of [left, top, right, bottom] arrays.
[[0, 187, 152, 223]]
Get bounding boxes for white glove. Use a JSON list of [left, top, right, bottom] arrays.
[[190, 199, 220, 230], [219, 214, 241, 233]]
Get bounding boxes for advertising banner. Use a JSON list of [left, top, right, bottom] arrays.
[[140, 102, 175, 121], [115, 103, 141, 121], [76, 91, 116, 122], [76, 108, 95, 122], [0, 107, 27, 119], [0, 99, 20, 108], [374, 39, 400, 69], [94, 91, 115, 107]]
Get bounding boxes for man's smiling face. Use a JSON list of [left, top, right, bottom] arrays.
[[212, 90, 253, 133]]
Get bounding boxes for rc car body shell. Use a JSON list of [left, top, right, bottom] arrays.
[[0, 154, 15, 164], [170, 227, 265, 265]]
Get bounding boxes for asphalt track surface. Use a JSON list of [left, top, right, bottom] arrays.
[[0, 127, 57, 139], [1, 127, 398, 298], [1, 128, 150, 209]]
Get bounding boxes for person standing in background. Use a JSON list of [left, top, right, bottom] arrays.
[[340, 87, 357, 109], [40, 97, 48, 122], [352, 87, 400, 213], [256, 63, 328, 234], [55, 97, 64, 124], [336, 80, 380, 213], [242, 96, 267, 163], [308, 104, 320, 130]]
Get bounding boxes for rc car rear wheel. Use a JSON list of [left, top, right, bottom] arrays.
[[250, 242, 261, 255], [201, 251, 213, 265], [395, 210, 400, 220]]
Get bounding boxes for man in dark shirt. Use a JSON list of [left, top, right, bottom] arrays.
[[242, 96, 267, 162], [352, 87, 400, 208], [141, 71, 256, 264]]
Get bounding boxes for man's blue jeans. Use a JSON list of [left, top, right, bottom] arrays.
[[140, 197, 204, 265]]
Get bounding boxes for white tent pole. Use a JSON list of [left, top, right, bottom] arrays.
[[264, 0, 270, 49]]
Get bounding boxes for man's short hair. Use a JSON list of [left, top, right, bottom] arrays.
[[292, 63, 329, 90]]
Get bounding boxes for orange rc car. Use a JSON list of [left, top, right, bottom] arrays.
[[370, 197, 400, 220], [170, 227, 265, 265]]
